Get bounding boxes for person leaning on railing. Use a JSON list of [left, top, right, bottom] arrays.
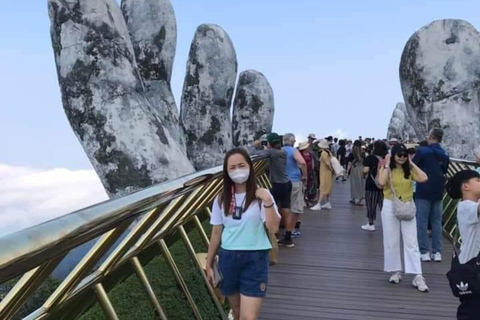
[[206, 148, 280, 320]]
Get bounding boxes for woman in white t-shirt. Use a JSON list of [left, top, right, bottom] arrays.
[[206, 148, 280, 320], [445, 170, 480, 320]]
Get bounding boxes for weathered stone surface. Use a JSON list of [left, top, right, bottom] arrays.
[[232, 70, 274, 147], [48, 0, 194, 197], [400, 19, 480, 158], [121, 0, 186, 151], [180, 24, 237, 169], [387, 102, 418, 142]]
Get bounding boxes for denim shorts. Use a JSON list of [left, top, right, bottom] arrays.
[[218, 249, 270, 298]]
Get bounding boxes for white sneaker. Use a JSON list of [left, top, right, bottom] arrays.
[[431, 252, 442, 262], [321, 203, 332, 210], [361, 224, 375, 231], [412, 275, 429, 292], [389, 272, 402, 284], [420, 253, 431, 262], [310, 203, 322, 211]]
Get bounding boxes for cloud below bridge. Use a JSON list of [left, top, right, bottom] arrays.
[[0, 164, 108, 237]]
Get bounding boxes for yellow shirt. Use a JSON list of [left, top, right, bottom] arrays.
[[382, 168, 418, 202]]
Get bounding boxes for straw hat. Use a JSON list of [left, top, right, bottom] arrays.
[[298, 141, 310, 151], [318, 139, 330, 149]]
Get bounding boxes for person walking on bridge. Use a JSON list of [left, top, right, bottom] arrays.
[[280, 134, 307, 246], [361, 140, 388, 231], [207, 148, 280, 320], [347, 140, 365, 205], [311, 140, 334, 210], [378, 144, 430, 292], [414, 128, 450, 262]]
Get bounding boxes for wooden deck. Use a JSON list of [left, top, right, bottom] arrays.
[[261, 182, 459, 320]]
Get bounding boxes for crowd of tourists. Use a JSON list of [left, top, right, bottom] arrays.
[[205, 128, 480, 320]]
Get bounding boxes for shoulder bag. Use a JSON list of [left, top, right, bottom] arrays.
[[264, 224, 278, 266], [330, 156, 344, 177], [447, 237, 480, 297], [389, 170, 416, 221]]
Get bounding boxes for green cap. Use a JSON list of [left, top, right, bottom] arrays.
[[267, 133, 281, 144]]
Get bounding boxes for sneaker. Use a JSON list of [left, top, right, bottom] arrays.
[[389, 272, 402, 284], [412, 275, 429, 292], [278, 238, 295, 248], [431, 252, 442, 262], [421, 253, 431, 262], [310, 203, 322, 211], [361, 224, 375, 232], [292, 230, 301, 238], [321, 203, 332, 210]]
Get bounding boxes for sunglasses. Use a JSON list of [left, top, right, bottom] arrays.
[[396, 153, 408, 158]]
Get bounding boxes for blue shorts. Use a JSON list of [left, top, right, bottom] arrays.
[[218, 249, 269, 298]]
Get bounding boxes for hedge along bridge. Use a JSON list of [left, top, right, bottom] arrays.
[[0, 157, 474, 319]]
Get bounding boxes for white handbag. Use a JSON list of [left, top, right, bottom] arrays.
[[389, 170, 416, 221], [330, 156, 344, 177]]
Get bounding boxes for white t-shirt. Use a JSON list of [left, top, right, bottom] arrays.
[[210, 191, 280, 251], [457, 200, 480, 264]]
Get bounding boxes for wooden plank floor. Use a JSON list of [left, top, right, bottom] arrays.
[[260, 182, 459, 320]]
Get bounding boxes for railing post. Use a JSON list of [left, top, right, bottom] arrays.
[[131, 256, 168, 320], [94, 283, 119, 320], [178, 226, 227, 320], [157, 239, 203, 320]]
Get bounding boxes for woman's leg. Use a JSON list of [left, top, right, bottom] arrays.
[[239, 295, 263, 320], [227, 294, 241, 320], [381, 200, 402, 272], [401, 218, 422, 275]]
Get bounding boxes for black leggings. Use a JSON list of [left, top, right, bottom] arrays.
[[365, 189, 383, 223]]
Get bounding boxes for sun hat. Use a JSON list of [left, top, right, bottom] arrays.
[[267, 132, 281, 144], [298, 141, 310, 150], [318, 139, 330, 149], [308, 133, 316, 139]]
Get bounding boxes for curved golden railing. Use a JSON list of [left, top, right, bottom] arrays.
[[442, 158, 479, 242], [0, 157, 271, 320]]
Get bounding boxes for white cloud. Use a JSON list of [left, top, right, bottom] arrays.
[[331, 129, 348, 139], [0, 164, 108, 237]]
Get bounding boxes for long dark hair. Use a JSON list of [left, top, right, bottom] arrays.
[[352, 140, 363, 162], [372, 140, 388, 158], [220, 148, 258, 216], [390, 144, 411, 179]]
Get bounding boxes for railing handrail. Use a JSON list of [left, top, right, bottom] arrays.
[[0, 155, 266, 283]]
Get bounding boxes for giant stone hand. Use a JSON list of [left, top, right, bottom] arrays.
[[48, 0, 275, 196], [399, 19, 480, 158]]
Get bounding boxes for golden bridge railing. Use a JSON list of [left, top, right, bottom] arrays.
[[442, 158, 479, 242], [0, 157, 271, 320]]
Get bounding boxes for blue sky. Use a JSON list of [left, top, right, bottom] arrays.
[[2, 0, 480, 170]]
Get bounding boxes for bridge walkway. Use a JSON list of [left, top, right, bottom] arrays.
[[260, 182, 458, 320]]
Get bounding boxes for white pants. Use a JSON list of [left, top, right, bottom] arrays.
[[381, 199, 422, 275]]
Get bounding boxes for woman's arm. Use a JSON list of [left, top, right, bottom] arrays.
[[206, 225, 223, 284], [378, 155, 390, 187], [256, 188, 280, 233], [321, 152, 333, 171], [362, 166, 370, 177], [410, 160, 428, 183]]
